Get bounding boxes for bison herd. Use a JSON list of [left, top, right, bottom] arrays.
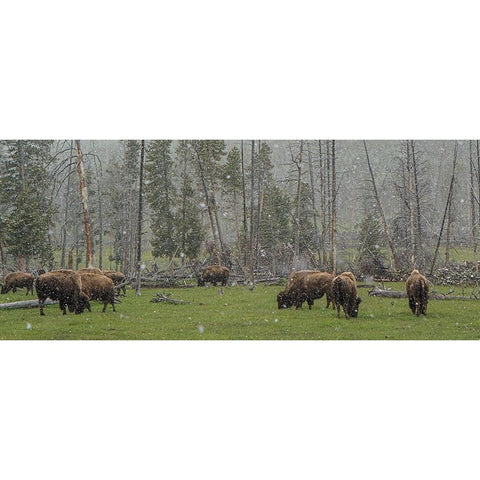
[[277, 268, 429, 319], [277, 269, 362, 318], [0, 268, 126, 315], [0, 264, 430, 319]]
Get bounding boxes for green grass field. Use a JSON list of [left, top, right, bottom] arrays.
[[1, 282, 480, 340]]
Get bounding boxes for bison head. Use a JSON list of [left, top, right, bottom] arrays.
[[197, 276, 205, 287], [75, 292, 91, 314], [350, 297, 362, 318], [277, 291, 293, 309]]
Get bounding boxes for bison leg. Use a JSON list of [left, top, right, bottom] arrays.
[[39, 298, 45, 315], [408, 296, 416, 314], [59, 301, 67, 315]]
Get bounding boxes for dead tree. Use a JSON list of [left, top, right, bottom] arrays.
[[470, 140, 478, 272], [363, 140, 401, 271], [430, 141, 458, 275], [75, 140, 95, 267], [136, 140, 145, 296], [330, 140, 337, 275]]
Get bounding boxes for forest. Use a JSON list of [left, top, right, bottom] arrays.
[[0, 139, 478, 284]]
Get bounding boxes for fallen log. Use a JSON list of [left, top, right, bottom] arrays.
[[0, 299, 57, 310], [150, 292, 192, 305], [368, 288, 477, 301]]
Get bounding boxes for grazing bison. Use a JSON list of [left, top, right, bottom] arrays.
[[1, 272, 35, 295], [406, 269, 429, 316], [102, 270, 127, 295], [332, 271, 362, 319], [198, 265, 229, 287], [277, 270, 317, 309], [79, 272, 116, 312], [302, 272, 335, 310], [36, 270, 90, 315]]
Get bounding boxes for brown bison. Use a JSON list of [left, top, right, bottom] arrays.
[[406, 269, 429, 316], [277, 270, 317, 309], [332, 271, 362, 319], [79, 272, 116, 312], [1, 272, 35, 295], [302, 272, 335, 310], [36, 270, 90, 315], [198, 265, 229, 287], [102, 270, 127, 295]]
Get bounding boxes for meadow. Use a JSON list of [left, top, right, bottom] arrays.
[[0, 281, 479, 340]]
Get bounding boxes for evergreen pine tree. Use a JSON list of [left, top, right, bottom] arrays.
[[0, 140, 55, 268], [145, 140, 178, 260]]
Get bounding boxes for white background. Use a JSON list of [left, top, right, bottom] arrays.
[[1, 1, 480, 479]]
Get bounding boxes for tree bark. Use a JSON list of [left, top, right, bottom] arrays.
[[307, 141, 321, 265], [75, 140, 95, 267], [330, 140, 337, 275], [472, 140, 479, 272], [249, 140, 255, 283], [411, 141, 423, 263], [136, 140, 145, 295], [293, 141, 303, 269]]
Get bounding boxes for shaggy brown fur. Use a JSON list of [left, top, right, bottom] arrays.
[[277, 270, 317, 309], [36, 270, 90, 315], [332, 271, 362, 319], [198, 266, 230, 287], [102, 270, 127, 295], [302, 272, 335, 310], [1, 272, 35, 295], [406, 269, 429, 316], [79, 272, 116, 312]]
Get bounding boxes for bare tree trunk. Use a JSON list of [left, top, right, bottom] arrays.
[[93, 153, 104, 269], [293, 141, 303, 269], [445, 191, 452, 268], [136, 140, 145, 295], [269, 213, 276, 276], [211, 191, 226, 262], [363, 140, 401, 271], [470, 140, 478, 272], [330, 140, 337, 275], [406, 141, 415, 268], [75, 140, 95, 268], [249, 140, 255, 283], [0, 225, 6, 277], [307, 141, 321, 265], [318, 140, 328, 268], [430, 141, 458, 274], [240, 140, 248, 275], [411, 141, 423, 263], [195, 151, 221, 265], [60, 141, 73, 268], [254, 141, 265, 270]]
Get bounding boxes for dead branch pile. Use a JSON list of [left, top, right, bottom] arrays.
[[428, 263, 480, 286]]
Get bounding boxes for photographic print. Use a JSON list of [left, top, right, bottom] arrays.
[[0, 139, 478, 340]]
